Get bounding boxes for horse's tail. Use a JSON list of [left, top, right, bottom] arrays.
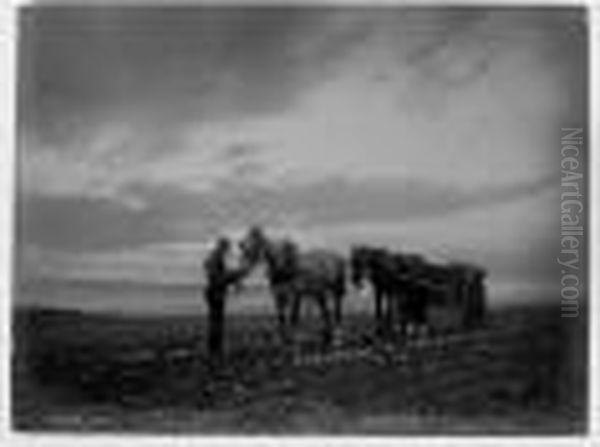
[[334, 258, 347, 299], [330, 257, 346, 329]]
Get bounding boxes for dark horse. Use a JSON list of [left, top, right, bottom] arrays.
[[350, 246, 427, 338], [446, 262, 487, 329], [404, 260, 487, 332], [239, 227, 346, 348]]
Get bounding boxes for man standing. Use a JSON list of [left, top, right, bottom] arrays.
[[203, 237, 242, 364]]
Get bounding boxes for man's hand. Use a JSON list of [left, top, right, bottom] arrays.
[[227, 269, 246, 294], [231, 281, 244, 295]]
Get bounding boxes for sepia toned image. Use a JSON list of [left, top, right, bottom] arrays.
[[11, 4, 588, 435]]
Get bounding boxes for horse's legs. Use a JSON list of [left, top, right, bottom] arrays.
[[333, 293, 343, 327], [474, 278, 485, 326], [416, 286, 430, 337], [335, 292, 345, 343], [325, 290, 344, 347], [317, 293, 333, 349], [393, 292, 405, 337], [332, 271, 345, 328], [374, 287, 384, 337], [290, 291, 302, 328], [380, 291, 394, 340], [274, 290, 289, 345], [418, 296, 429, 337], [402, 291, 412, 337], [393, 291, 405, 338]]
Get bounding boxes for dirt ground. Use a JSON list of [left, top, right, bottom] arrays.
[[11, 302, 587, 434]]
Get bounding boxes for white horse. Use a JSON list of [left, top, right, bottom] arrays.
[[239, 227, 346, 348]]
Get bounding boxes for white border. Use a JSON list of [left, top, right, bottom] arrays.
[[5, 0, 595, 6], [589, 0, 599, 442], [1, 0, 16, 445], [0, 1, 596, 446]]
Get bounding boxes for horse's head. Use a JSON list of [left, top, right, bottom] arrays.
[[239, 227, 300, 282], [350, 246, 374, 287], [238, 226, 269, 270], [394, 253, 425, 277], [448, 262, 487, 284]]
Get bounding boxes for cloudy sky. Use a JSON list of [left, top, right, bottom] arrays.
[[15, 6, 586, 300]]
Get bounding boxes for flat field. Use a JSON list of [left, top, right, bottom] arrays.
[[11, 301, 587, 434]]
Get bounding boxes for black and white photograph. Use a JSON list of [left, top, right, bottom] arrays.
[[8, 3, 589, 436]]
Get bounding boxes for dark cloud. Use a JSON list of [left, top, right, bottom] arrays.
[[218, 142, 264, 162], [404, 7, 488, 65], [215, 143, 269, 181], [258, 175, 556, 228], [483, 237, 560, 283], [18, 6, 587, 173], [15, 5, 584, 283], [18, 7, 369, 151], [16, 173, 557, 254], [16, 194, 168, 252], [404, 7, 586, 89]]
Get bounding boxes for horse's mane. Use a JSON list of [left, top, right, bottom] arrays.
[[263, 236, 298, 273]]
